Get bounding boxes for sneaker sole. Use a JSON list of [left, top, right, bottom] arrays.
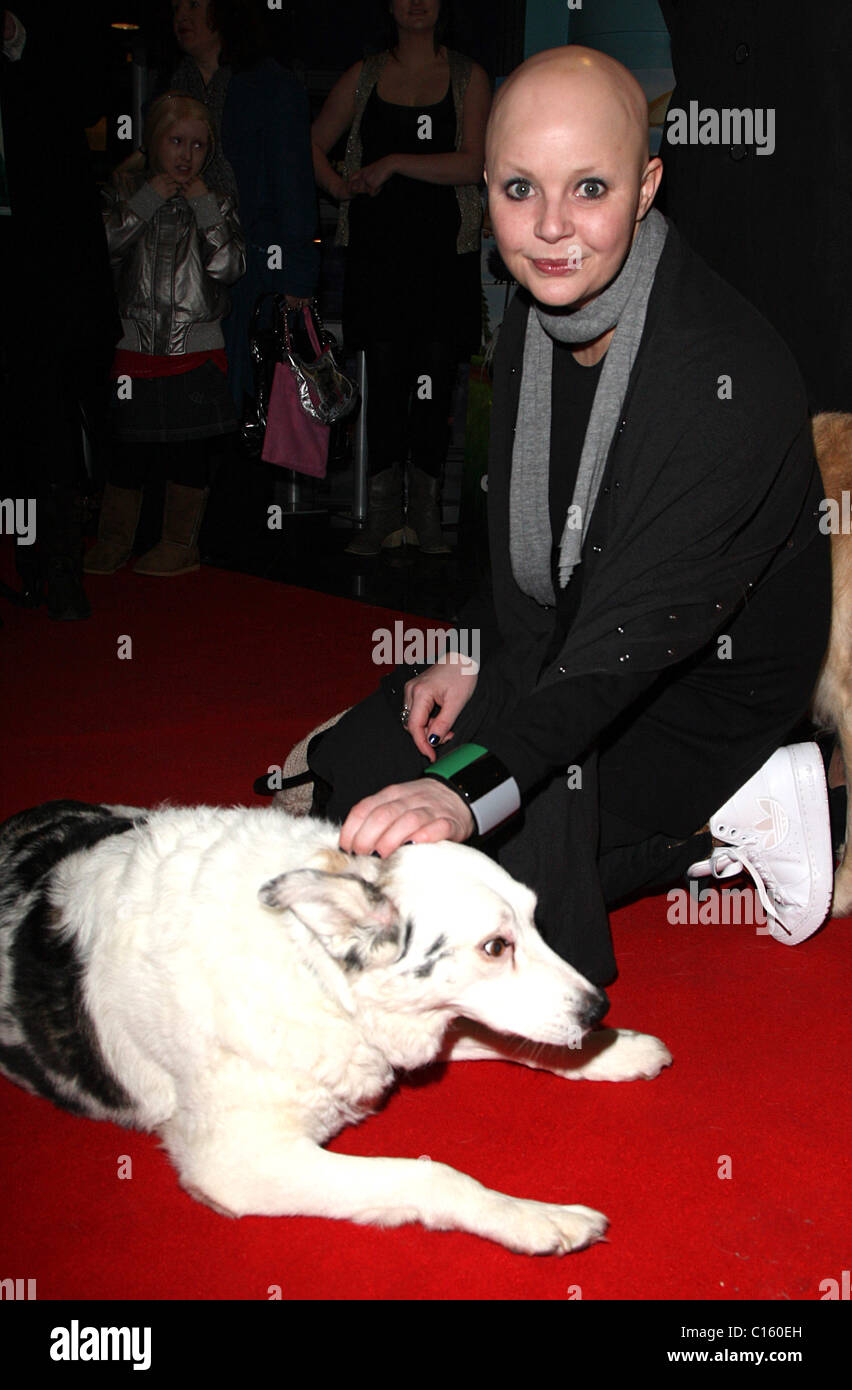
[[769, 742, 833, 944]]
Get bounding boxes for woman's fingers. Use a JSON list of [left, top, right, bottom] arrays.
[[339, 781, 474, 856], [404, 680, 442, 758]]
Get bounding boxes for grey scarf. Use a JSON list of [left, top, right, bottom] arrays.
[[170, 56, 239, 205], [510, 207, 668, 604]]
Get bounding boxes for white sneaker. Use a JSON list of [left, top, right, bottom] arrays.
[[687, 743, 833, 944]]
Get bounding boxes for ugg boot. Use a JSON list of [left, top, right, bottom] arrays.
[[345, 465, 415, 556], [133, 482, 208, 576], [406, 466, 451, 553], [83, 484, 143, 574]]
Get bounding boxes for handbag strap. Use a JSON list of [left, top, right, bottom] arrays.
[[283, 302, 325, 361]]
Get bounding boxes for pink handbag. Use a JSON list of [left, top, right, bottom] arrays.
[[261, 356, 330, 476], [261, 303, 357, 477]]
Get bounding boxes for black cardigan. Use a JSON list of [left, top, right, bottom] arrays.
[[454, 219, 826, 796]]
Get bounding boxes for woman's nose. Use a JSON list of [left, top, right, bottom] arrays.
[[535, 198, 576, 244]]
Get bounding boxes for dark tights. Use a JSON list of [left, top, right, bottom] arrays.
[[108, 438, 213, 491], [363, 339, 458, 478]]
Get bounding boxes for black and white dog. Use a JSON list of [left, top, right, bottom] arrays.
[[0, 800, 671, 1255]]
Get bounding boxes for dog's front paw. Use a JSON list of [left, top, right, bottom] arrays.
[[569, 1027, 673, 1082], [497, 1199, 608, 1256]]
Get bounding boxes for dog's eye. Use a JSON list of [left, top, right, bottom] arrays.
[[482, 936, 512, 958]]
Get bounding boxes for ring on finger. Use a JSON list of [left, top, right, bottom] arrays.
[[400, 705, 410, 728]]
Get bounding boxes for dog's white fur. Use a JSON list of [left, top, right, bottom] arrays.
[[3, 803, 672, 1255]]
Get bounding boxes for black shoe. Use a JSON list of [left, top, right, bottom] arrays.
[[0, 576, 42, 609]]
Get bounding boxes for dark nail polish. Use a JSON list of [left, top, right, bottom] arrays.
[[428, 733, 440, 747]]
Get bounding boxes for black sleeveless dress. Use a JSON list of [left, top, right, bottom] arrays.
[[342, 81, 482, 357]]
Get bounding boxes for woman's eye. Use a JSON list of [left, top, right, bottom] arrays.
[[578, 179, 605, 199], [482, 937, 511, 958], [505, 179, 533, 201]]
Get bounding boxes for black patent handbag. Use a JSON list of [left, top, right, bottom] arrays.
[[241, 295, 358, 456]]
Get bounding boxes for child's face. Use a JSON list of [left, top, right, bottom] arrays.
[[155, 118, 209, 184]]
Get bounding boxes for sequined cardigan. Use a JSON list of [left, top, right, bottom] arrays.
[[334, 48, 482, 254]]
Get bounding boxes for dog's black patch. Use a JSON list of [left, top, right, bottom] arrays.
[[412, 950, 451, 979], [425, 935, 446, 957], [342, 945, 363, 973], [398, 918, 414, 960], [2, 803, 142, 895], [0, 803, 141, 1118], [8, 889, 133, 1114], [0, 1041, 93, 1116]]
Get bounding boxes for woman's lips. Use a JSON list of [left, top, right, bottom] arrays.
[[531, 258, 582, 275]]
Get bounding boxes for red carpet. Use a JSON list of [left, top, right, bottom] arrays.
[[2, 545, 850, 1303]]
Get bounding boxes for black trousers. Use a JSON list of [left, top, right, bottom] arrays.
[[309, 536, 831, 986], [363, 339, 458, 478]]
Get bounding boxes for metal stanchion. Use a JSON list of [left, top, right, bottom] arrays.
[[353, 349, 368, 523]]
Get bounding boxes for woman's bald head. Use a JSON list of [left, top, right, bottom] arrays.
[[486, 46, 650, 180]]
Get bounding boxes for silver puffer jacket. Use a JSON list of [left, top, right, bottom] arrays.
[[102, 171, 246, 356]]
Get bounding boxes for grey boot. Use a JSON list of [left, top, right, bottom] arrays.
[[133, 482, 208, 576], [406, 466, 451, 554], [345, 465, 414, 556]]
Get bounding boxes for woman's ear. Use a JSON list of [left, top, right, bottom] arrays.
[[638, 156, 663, 217]]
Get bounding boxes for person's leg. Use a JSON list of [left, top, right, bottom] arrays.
[[406, 341, 457, 553], [83, 439, 149, 574], [5, 343, 92, 618], [598, 536, 833, 939], [133, 439, 209, 576]]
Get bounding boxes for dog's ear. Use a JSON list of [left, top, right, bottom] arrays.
[[258, 862, 403, 972]]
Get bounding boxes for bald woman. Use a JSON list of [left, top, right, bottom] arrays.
[[307, 46, 833, 983]]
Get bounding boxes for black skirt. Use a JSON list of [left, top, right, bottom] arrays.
[[112, 360, 236, 443]]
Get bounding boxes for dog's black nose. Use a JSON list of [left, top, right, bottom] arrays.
[[580, 987, 609, 1029]]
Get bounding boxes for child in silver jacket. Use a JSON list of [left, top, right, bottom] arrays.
[[86, 91, 245, 577]]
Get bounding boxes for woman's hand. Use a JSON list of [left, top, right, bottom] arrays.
[[182, 176, 209, 200], [148, 172, 183, 200], [403, 651, 479, 760], [339, 778, 474, 857], [348, 155, 398, 197]]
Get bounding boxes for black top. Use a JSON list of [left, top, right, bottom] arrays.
[[342, 83, 481, 354], [452, 219, 828, 798]]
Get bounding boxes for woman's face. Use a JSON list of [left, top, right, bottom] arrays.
[[172, 0, 220, 63], [390, 0, 441, 37], [155, 117, 209, 184], [486, 77, 660, 311]]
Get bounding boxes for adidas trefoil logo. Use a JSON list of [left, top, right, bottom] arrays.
[[754, 797, 789, 849]]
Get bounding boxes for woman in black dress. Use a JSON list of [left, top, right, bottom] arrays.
[[311, 0, 490, 554]]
